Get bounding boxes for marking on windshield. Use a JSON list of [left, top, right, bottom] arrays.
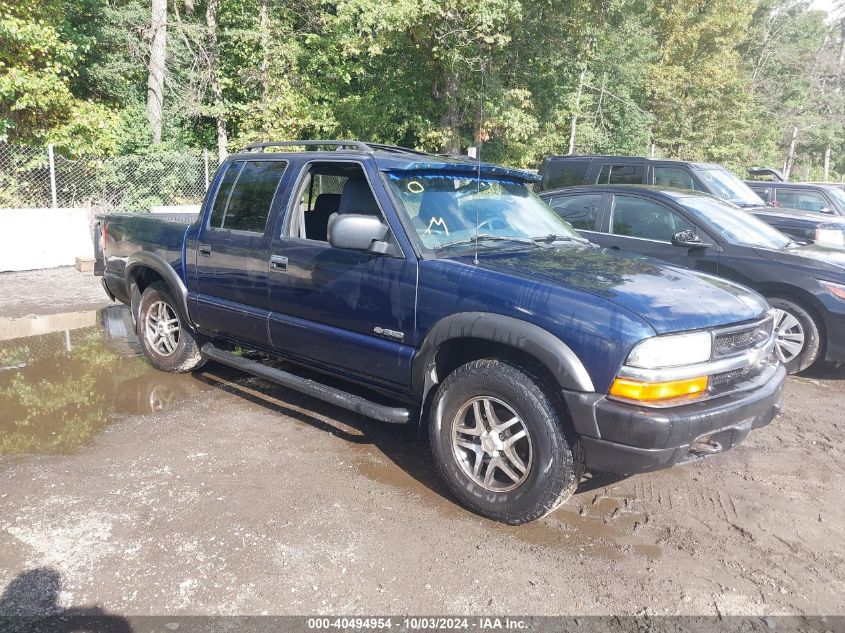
[[425, 217, 450, 236]]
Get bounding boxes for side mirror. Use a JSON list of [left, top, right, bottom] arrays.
[[671, 230, 709, 249], [820, 207, 834, 215], [328, 214, 390, 253]]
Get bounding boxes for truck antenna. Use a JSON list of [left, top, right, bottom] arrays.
[[474, 68, 484, 266]]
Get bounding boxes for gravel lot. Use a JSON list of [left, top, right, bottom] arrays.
[[0, 268, 843, 618]]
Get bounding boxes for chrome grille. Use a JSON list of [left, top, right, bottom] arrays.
[[712, 315, 774, 359], [711, 365, 756, 387]]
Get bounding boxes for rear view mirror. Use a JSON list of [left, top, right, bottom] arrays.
[[672, 230, 709, 248], [328, 214, 390, 253]]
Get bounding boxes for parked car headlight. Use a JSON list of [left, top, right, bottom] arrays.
[[626, 331, 712, 369], [815, 228, 845, 247], [820, 279, 845, 301]]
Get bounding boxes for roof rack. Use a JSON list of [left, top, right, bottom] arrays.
[[365, 143, 431, 156], [241, 139, 435, 157], [242, 140, 371, 153]]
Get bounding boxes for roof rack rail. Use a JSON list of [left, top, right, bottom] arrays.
[[241, 140, 435, 157], [365, 143, 431, 156], [242, 140, 371, 153]]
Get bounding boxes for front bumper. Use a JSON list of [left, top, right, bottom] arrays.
[[823, 310, 845, 363], [564, 362, 787, 475]]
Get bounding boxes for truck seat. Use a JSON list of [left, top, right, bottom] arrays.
[[338, 178, 381, 216], [305, 193, 341, 241]]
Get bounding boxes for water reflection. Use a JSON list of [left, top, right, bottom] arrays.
[[0, 305, 211, 456]]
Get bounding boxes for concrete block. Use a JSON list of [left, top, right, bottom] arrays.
[[0, 207, 94, 272], [75, 257, 95, 273]]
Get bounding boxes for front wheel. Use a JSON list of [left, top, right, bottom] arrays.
[[137, 281, 205, 373], [429, 359, 581, 525], [768, 297, 822, 374]]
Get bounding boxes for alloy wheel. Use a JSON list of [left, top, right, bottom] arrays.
[[772, 307, 805, 364], [144, 300, 181, 357], [451, 396, 533, 492]]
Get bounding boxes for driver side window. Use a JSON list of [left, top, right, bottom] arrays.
[[285, 163, 387, 242], [610, 195, 694, 242]]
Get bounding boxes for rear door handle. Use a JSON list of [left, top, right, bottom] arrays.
[[270, 255, 288, 271], [199, 244, 212, 256]]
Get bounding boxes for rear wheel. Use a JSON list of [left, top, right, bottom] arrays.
[[768, 296, 822, 374], [429, 359, 581, 525], [137, 282, 204, 373]]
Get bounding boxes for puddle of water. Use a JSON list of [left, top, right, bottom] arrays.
[[0, 311, 97, 341], [0, 304, 212, 456]]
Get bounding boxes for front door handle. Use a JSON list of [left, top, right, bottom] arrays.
[[199, 243, 212, 256], [270, 255, 288, 271]]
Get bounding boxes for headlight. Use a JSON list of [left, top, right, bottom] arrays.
[[815, 228, 845, 247], [820, 279, 845, 301], [627, 331, 712, 369]]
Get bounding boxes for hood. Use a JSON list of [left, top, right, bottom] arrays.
[[750, 206, 845, 224], [450, 246, 769, 334], [756, 243, 845, 274]]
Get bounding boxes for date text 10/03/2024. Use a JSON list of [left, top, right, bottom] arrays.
[[306, 617, 528, 630]]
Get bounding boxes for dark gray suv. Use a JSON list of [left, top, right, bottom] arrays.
[[538, 155, 766, 208]]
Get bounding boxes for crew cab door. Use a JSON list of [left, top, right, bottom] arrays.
[[594, 193, 720, 274], [265, 159, 417, 392], [193, 158, 290, 347]]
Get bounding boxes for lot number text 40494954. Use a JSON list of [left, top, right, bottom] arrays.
[[306, 617, 528, 630]]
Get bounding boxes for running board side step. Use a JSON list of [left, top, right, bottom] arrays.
[[200, 343, 410, 424]]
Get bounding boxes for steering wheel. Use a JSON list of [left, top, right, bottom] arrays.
[[477, 217, 508, 232]]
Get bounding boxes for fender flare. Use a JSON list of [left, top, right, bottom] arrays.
[[412, 312, 595, 397], [124, 251, 194, 328]]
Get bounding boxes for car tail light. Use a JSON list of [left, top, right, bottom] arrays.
[[815, 227, 845, 247]]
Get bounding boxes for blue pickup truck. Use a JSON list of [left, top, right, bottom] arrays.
[[94, 141, 786, 524]]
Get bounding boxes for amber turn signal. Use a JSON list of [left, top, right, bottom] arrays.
[[609, 376, 709, 402]]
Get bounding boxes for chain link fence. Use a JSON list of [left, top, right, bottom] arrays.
[[0, 142, 218, 212]]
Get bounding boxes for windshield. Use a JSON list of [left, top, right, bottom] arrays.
[[693, 167, 765, 207], [678, 196, 792, 250], [826, 186, 845, 210], [384, 171, 583, 251]]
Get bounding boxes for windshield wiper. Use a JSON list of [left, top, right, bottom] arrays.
[[533, 233, 579, 244], [434, 234, 541, 252]]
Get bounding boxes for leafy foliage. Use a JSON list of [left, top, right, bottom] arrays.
[[1, 0, 843, 178]]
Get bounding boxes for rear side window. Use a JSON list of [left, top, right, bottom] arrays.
[[774, 188, 829, 212], [595, 164, 645, 185], [542, 158, 591, 190], [209, 162, 243, 227], [654, 167, 704, 192], [545, 193, 603, 230], [749, 185, 772, 202], [210, 160, 288, 232]]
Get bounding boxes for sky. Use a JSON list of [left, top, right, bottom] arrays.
[[810, 0, 841, 16]]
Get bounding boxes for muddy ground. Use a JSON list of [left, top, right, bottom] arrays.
[[0, 268, 843, 617]]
